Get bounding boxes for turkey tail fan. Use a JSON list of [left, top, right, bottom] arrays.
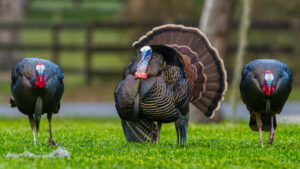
[[150, 45, 184, 68], [121, 119, 157, 143], [133, 24, 227, 118]]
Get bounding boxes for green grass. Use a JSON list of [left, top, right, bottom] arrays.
[[0, 118, 299, 169]]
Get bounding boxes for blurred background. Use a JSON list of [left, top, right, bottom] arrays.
[[0, 0, 299, 122]]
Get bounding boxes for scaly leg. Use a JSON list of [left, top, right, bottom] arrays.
[[155, 122, 162, 144], [259, 127, 264, 148], [268, 116, 275, 145], [47, 113, 57, 146], [175, 114, 188, 146], [149, 124, 153, 144], [255, 113, 264, 148], [28, 115, 37, 145]]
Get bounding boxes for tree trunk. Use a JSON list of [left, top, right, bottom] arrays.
[[0, 0, 24, 69], [292, 18, 300, 85], [230, 0, 252, 123], [189, 0, 236, 123], [199, 0, 236, 58]]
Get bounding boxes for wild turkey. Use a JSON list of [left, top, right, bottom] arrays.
[[10, 58, 64, 146], [240, 59, 292, 147], [114, 24, 227, 146]]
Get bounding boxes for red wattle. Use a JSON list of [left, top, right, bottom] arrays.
[[135, 72, 147, 79], [263, 81, 274, 96], [35, 73, 46, 88], [135, 65, 148, 79]]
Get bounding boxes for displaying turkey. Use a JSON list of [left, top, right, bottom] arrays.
[[114, 24, 227, 146], [240, 59, 292, 147], [10, 58, 64, 146]]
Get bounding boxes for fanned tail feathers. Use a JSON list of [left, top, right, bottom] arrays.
[[133, 24, 227, 118]]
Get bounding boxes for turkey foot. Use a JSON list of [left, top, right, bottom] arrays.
[[48, 137, 57, 146], [175, 115, 188, 146]]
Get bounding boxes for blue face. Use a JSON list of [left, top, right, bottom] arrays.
[[141, 48, 152, 57], [35, 63, 45, 76], [137, 46, 152, 72], [264, 73, 274, 86]]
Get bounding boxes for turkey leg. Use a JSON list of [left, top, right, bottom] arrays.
[[155, 122, 162, 144], [255, 113, 264, 148], [149, 124, 154, 144], [268, 117, 275, 145], [175, 114, 188, 146], [47, 113, 57, 146], [28, 115, 37, 145]]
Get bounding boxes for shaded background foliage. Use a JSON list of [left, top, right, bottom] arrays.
[[0, 0, 300, 102]]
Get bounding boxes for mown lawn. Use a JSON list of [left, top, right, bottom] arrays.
[[0, 118, 299, 169]]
